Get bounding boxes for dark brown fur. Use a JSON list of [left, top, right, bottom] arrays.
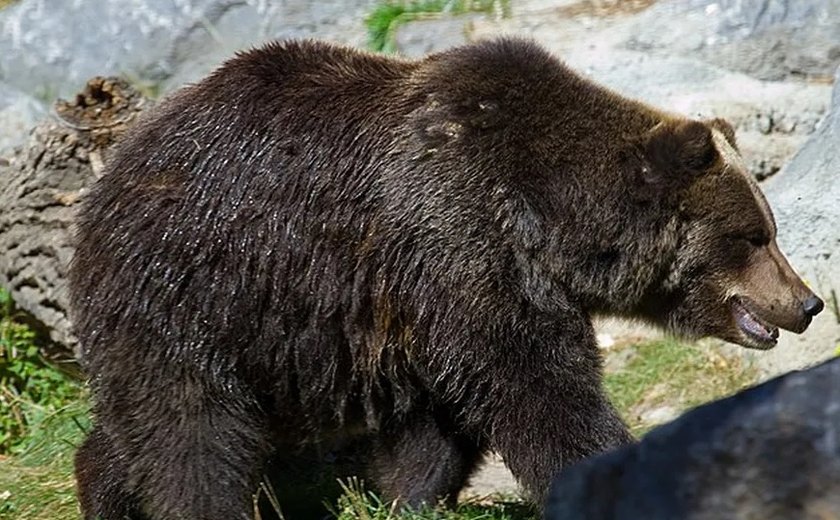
[[70, 38, 819, 520]]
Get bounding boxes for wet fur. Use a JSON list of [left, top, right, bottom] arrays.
[[71, 38, 768, 519]]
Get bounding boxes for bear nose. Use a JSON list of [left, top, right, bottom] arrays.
[[803, 295, 824, 317]]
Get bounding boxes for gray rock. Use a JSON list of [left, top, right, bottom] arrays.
[[0, 0, 376, 101], [0, 82, 45, 155], [0, 77, 148, 354], [546, 357, 840, 520], [626, 0, 840, 81], [734, 130, 806, 180], [636, 404, 679, 426], [754, 66, 840, 376]]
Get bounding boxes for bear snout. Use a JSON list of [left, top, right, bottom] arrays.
[[757, 295, 817, 335], [732, 239, 822, 337]]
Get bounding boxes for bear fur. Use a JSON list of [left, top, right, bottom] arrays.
[[70, 38, 820, 519]]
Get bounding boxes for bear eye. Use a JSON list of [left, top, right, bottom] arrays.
[[729, 232, 768, 248]]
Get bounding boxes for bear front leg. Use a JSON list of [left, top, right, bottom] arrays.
[[491, 382, 631, 505], [367, 407, 485, 508], [437, 312, 633, 507]]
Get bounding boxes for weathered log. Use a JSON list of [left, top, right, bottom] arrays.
[[0, 77, 148, 357]]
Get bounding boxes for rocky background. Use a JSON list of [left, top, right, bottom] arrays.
[[1, 0, 839, 508]]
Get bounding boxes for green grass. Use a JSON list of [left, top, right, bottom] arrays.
[[332, 479, 534, 520], [0, 289, 83, 454], [0, 400, 88, 520], [604, 337, 757, 436], [365, 0, 509, 53], [0, 288, 87, 519]]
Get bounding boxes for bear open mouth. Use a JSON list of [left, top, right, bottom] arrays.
[[731, 298, 779, 347]]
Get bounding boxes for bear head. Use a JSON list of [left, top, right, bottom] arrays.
[[630, 118, 823, 350], [399, 39, 819, 351]]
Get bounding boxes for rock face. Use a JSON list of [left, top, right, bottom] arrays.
[[626, 0, 840, 81], [394, 14, 484, 58], [753, 66, 840, 376], [0, 0, 376, 100], [0, 78, 147, 354], [469, 0, 833, 182], [546, 357, 840, 520]]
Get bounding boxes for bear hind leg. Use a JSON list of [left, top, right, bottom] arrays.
[[101, 381, 273, 520], [76, 424, 148, 520]]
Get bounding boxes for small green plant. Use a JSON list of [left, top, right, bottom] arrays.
[[365, 0, 509, 53], [0, 289, 82, 453], [332, 478, 535, 520], [0, 292, 87, 518]]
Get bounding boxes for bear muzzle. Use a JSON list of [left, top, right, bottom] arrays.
[[726, 240, 824, 349], [728, 292, 821, 350]]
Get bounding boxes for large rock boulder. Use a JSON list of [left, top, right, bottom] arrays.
[[0, 78, 147, 355], [546, 357, 840, 519]]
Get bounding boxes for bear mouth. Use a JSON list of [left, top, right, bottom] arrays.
[[731, 297, 779, 349]]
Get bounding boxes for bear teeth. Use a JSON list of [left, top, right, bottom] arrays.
[[733, 300, 778, 344]]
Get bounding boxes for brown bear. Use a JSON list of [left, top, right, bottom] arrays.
[[70, 38, 823, 519]]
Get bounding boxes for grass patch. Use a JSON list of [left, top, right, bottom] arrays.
[[0, 400, 88, 520], [332, 479, 534, 520], [0, 288, 86, 518], [604, 337, 758, 436], [1, 289, 82, 454], [365, 0, 509, 53]]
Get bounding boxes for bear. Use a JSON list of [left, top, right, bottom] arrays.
[[70, 37, 823, 520]]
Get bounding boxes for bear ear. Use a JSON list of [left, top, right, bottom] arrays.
[[624, 120, 719, 203], [644, 119, 718, 174]]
